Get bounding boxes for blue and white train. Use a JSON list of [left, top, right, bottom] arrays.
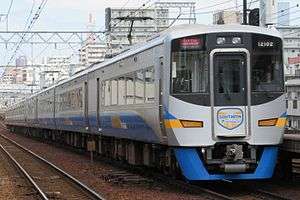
[[5, 24, 286, 180]]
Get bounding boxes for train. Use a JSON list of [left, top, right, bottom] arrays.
[[4, 24, 286, 180]]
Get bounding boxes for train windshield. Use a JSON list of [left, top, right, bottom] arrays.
[[171, 35, 209, 94], [252, 35, 284, 92]]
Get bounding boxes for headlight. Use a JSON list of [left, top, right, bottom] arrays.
[[258, 118, 278, 127], [232, 37, 241, 44], [180, 120, 203, 128], [217, 37, 226, 45]]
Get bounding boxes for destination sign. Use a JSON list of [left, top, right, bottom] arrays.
[[179, 37, 203, 50]]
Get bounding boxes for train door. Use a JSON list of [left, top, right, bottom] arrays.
[[159, 56, 167, 139], [211, 50, 250, 138], [84, 81, 89, 130]]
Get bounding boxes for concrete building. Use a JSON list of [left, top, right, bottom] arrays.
[[276, 26, 300, 76], [276, 26, 300, 130], [213, 10, 242, 25], [105, 7, 169, 49], [79, 14, 107, 67], [79, 42, 106, 66], [0, 68, 17, 84], [15, 67, 34, 85], [105, 2, 196, 54], [286, 79, 300, 130], [46, 56, 71, 67], [277, 1, 290, 26]]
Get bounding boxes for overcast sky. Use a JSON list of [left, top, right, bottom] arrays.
[[0, 0, 299, 67], [0, 0, 299, 30]]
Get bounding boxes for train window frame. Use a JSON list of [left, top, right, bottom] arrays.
[[111, 78, 118, 105], [101, 66, 155, 107], [251, 34, 284, 93], [145, 66, 155, 103], [170, 34, 209, 95], [126, 73, 135, 105], [118, 76, 126, 105], [135, 70, 145, 104], [104, 80, 111, 106], [100, 81, 105, 106]]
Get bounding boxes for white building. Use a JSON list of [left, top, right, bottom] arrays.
[[276, 26, 300, 76], [79, 42, 106, 67], [277, 26, 300, 131], [79, 14, 107, 67], [286, 79, 300, 130], [213, 11, 242, 25], [105, 6, 169, 54]]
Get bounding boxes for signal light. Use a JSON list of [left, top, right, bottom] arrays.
[[258, 118, 278, 127], [180, 120, 203, 128]]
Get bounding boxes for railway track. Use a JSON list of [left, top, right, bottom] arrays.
[[0, 124, 297, 200], [0, 144, 42, 199], [0, 133, 105, 200], [199, 181, 294, 200]]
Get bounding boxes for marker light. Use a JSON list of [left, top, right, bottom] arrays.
[[258, 118, 278, 127], [180, 120, 203, 128], [217, 37, 226, 45], [232, 37, 241, 44]]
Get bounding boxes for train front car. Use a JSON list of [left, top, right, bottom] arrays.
[[164, 25, 285, 180]]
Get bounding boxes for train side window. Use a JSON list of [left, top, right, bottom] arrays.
[[126, 74, 135, 104], [135, 70, 145, 104], [111, 79, 118, 105], [145, 67, 155, 103], [101, 82, 105, 106], [105, 80, 111, 106], [118, 77, 126, 105]]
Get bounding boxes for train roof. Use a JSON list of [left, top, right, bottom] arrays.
[[161, 24, 282, 39], [6, 24, 283, 111]]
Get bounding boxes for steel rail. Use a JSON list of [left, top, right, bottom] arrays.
[[0, 144, 49, 200], [0, 134, 106, 200]]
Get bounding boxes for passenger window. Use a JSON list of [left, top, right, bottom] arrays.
[[126, 74, 135, 104], [104, 80, 111, 106], [118, 77, 126, 105], [101, 82, 105, 106], [145, 67, 155, 103], [111, 79, 118, 105], [135, 70, 145, 104]]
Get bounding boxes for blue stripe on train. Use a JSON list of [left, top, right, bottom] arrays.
[[35, 112, 159, 143], [174, 146, 278, 180]]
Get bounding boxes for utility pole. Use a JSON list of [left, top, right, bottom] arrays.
[[243, 0, 248, 24]]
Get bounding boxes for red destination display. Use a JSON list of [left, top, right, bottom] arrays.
[[180, 37, 202, 49]]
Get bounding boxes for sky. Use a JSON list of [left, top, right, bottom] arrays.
[[0, 0, 297, 31], [0, 0, 299, 67], [0, 0, 260, 31]]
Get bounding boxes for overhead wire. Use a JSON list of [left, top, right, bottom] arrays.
[[7, 0, 48, 66], [270, 4, 300, 21], [6, 0, 14, 18]]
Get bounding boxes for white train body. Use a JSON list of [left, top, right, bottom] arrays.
[[5, 24, 286, 180]]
